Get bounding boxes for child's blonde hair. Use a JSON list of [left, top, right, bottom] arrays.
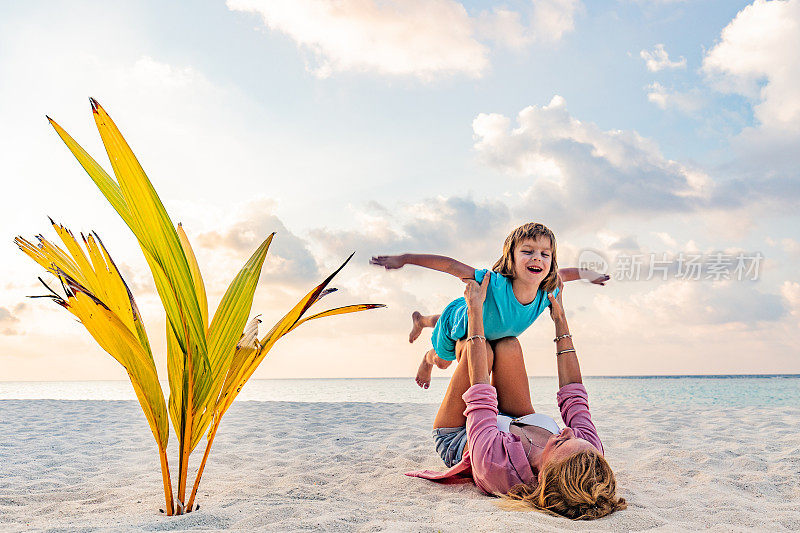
[[501, 449, 627, 520], [492, 223, 559, 293]]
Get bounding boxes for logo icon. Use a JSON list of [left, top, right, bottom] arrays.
[[577, 249, 609, 274]]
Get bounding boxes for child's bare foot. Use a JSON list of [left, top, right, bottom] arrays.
[[409, 311, 424, 343], [416, 355, 433, 389]]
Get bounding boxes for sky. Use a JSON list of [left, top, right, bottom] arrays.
[[1, 0, 798, 381]]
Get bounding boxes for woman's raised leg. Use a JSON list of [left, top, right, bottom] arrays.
[[491, 337, 534, 418], [432, 339, 494, 429]]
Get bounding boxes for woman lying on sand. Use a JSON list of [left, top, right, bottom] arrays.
[[406, 275, 626, 520]]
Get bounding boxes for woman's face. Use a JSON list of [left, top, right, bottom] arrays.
[[538, 427, 595, 482], [512, 236, 552, 286]]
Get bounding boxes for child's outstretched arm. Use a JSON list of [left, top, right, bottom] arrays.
[[558, 267, 610, 286], [370, 254, 475, 281]]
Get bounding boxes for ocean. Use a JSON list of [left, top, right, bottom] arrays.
[[1, 375, 797, 407]]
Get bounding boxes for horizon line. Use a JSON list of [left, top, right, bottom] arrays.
[[1, 373, 798, 383]]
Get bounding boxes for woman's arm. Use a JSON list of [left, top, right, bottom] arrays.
[[554, 316, 582, 388], [370, 254, 475, 280], [547, 278, 583, 388], [463, 275, 491, 386], [461, 276, 512, 491], [548, 279, 604, 452], [558, 267, 610, 286]]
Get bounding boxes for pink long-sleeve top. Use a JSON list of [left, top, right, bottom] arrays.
[[406, 382, 603, 495]]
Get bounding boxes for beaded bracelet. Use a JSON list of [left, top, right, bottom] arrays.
[[553, 333, 572, 342], [466, 334, 486, 342], [556, 348, 576, 356]]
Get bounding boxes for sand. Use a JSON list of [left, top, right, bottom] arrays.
[[1, 398, 799, 532]]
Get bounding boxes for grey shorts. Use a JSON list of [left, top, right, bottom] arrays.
[[432, 426, 467, 468]]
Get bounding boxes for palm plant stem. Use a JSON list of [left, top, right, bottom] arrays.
[[158, 446, 175, 515], [185, 418, 220, 512], [176, 337, 194, 514]]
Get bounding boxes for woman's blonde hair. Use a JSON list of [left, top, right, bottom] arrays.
[[501, 449, 627, 520], [492, 223, 559, 293]]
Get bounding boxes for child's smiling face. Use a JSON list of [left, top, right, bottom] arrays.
[[512, 236, 552, 286]]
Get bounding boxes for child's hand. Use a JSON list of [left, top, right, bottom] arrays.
[[370, 255, 405, 270]]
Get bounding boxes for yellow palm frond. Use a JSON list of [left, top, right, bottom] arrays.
[[14, 225, 174, 513], [48, 100, 210, 508], [213, 253, 364, 421], [28, 100, 385, 516], [285, 304, 386, 334], [189, 235, 273, 450], [177, 224, 209, 332], [88, 99, 208, 373]]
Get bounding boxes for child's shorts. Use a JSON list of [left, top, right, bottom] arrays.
[[432, 426, 467, 467], [430, 298, 469, 362]]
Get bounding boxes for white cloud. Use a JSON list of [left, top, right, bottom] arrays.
[[779, 238, 800, 255], [768, 236, 800, 256], [609, 235, 641, 251], [653, 231, 678, 248], [781, 281, 800, 322], [472, 95, 711, 232], [227, 0, 489, 79], [702, 0, 800, 172], [596, 279, 786, 329], [195, 197, 321, 284], [0, 306, 21, 336], [476, 8, 530, 49], [646, 82, 703, 112], [640, 43, 686, 72], [529, 0, 581, 42], [0, 307, 19, 323], [227, 0, 581, 79], [472, 95, 800, 230], [478, 0, 581, 49], [309, 195, 512, 265], [596, 230, 642, 252]]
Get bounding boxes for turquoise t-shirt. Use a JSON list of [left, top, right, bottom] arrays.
[[430, 269, 560, 361]]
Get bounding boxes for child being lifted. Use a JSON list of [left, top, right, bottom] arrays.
[[370, 222, 608, 388]]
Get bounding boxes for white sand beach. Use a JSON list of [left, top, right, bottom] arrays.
[[1, 398, 799, 532]]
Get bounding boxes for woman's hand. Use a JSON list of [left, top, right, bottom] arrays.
[[548, 275, 566, 322], [589, 272, 610, 285], [369, 255, 405, 270], [464, 273, 490, 311]]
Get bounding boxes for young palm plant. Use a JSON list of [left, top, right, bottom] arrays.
[[15, 99, 384, 515]]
